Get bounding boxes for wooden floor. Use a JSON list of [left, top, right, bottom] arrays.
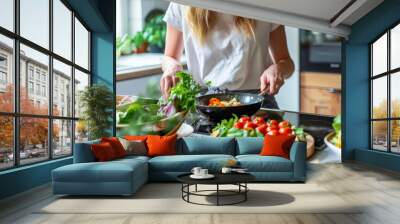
[[1, 162, 400, 224]]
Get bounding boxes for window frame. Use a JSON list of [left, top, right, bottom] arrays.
[[370, 20, 400, 154], [0, 0, 92, 171]]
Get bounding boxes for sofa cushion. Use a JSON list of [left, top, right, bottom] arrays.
[[149, 154, 235, 172], [73, 140, 100, 163], [119, 138, 147, 156], [101, 137, 127, 158], [236, 137, 264, 155], [260, 134, 296, 159], [53, 158, 147, 183], [147, 134, 177, 157], [91, 142, 118, 162], [179, 136, 235, 155], [236, 155, 293, 172]]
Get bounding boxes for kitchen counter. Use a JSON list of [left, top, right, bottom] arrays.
[[117, 53, 187, 81]]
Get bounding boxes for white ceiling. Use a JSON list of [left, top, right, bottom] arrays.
[[226, 0, 352, 21], [169, 0, 384, 37]]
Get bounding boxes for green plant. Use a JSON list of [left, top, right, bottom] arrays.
[[116, 34, 133, 57], [143, 14, 166, 49], [79, 84, 114, 140], [133, 31, 146, 49]]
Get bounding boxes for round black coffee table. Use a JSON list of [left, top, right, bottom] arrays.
[[177, 173, 255, 206]]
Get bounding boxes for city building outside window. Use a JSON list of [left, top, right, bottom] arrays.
[[0, 0, 91, 170]]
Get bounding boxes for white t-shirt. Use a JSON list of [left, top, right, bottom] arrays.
[[164, 3, 280, 90]]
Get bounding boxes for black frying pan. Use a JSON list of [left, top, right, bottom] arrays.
[[196, 92, 264, 122]]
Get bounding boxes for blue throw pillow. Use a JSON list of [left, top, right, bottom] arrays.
[[180, 136, 235, 155], [236, 137, 264, 155]]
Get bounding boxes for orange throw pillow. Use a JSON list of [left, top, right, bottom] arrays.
[[146, 134, 177, 157], [260, 135, 296, 159], [101, 137, 127, 158], [91, 142, 117, 162], [124, 135, 148, 141]]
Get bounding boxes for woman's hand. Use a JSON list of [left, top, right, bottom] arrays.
[[161, 25, 184, 99], [261, 25, 294, 96], [260, 64, 285, 95], [160, 64, 182, 99]]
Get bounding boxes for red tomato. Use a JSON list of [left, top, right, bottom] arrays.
[[239, 116, 250, 124], [267, 124, 278, 132], [267, 130, 278, 136], [269, 120, 278, 126], [244, 121, 256, 130], [279, 127, 293, 135], [252, 117, 265, 126], [256, 124, 267, 135], [279, 120, 290, 128], [234, 122, 244, 129]]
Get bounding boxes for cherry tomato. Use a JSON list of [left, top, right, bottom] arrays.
[[256, 124, 267, 135], [269, 120, 278, 126], [234, 122, 244, 129], [239, 116, 250, 124], [267, 130, 278, 136], [252, 117, 265, 126], [244, 121, 256, 130], [267, 124, 278, 132], [279, 120, 290, 128], [279, 127, 292, 135]]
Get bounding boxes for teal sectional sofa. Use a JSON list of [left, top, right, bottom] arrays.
[[52, 136, 306, 196]]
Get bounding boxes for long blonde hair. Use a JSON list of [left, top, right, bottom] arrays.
[[186, 7, 256, 44]]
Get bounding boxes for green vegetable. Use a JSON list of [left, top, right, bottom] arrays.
[[294, 127, 306, 142], [168, 71, 201, 112], [331, 115, 341, 148]]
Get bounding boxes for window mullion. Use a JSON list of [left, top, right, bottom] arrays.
[[387, 30, 391, 153], [13, 0, 20, 167], [48, 0, 54, 160], [71, 10, 76, 155]]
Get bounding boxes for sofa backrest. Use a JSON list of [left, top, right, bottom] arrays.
[[73, 140, 100, 163], [177, 136, 236, 155], [235, 137, 264, 155]]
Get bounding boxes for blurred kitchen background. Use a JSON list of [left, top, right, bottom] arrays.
[[115, 0, 342, 163], [116, 0, 342, 116]]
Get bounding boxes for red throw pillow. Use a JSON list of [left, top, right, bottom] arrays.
[[146, 134, 177, 157], [260, 134, 296, 159], [101, 137, 126, 158], [124, 135, 148, 141], [91, 142, 117, 162]]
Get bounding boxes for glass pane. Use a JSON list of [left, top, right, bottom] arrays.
[[0, 35, 14, 112], [391, 72, 400, 118], [75, 120, 88, 143], [53, 119, 72, 157], [74, 69, 89, 118], [20, 117, 49, 165], [372, 76, 387, 119], [53, 0, 72, 60], [53, 59, 72, 117], [75, 18, 89, 70], [372, 33, 387, 76], [391, 120, 400, 153], [0, 116, 14, 170], [391, 24, 400, 70], [20, 44, 49, 115], [0, 0, 14, 31], [372, 121, 388, 151], [20, 0, 49, 49]]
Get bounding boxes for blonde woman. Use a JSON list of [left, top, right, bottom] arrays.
[[160, 3, 294, 108]]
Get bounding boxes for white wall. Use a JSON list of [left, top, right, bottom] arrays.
[[275, 26, 300, 112]]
